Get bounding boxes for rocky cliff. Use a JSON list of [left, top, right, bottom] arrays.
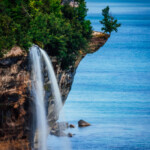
[[0, 31, 109, 150]]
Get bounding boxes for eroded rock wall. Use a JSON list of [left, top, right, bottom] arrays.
[[0, 53, 33, 149]]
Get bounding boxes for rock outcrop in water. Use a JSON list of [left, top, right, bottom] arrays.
[[78, 120, 91, 127], [0, 32, 109, 150]]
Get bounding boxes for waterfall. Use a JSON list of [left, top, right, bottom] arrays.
[[40, 49, 63, 113], [40, 49, 72, 150], [30, 46, 47, 150], [30, 45, 63, 150]]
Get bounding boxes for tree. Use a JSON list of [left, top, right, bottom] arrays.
[[100, 6, 121, 34], [0, 0, 92, 69]]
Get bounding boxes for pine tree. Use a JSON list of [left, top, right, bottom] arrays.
[[100, 6, 121, 34]]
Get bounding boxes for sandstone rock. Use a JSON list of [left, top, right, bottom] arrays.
[[69, 124, 75, 128], [78, 120, 91, 127]]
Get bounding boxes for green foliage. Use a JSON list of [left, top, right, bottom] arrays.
[[100, 6, 121, 34], [0, 0, 92, 69], [0, 15, 16, 51]]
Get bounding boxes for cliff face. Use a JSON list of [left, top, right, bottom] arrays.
[[0, 32, 109, 150], [0, 48, 33, 149]]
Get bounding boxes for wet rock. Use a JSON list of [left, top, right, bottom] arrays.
[[0, 57, 22, 67], [50, 122, 69, 137], [50, 130, 67, 137], [78, 120, 91, 127], [52, 122, 68, 131], [69, 124, 75, 128], [68, 133, 73, 137]]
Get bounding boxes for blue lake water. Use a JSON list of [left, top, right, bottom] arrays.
[[47, 0, 150, 150]]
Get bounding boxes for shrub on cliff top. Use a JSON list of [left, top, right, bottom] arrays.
[[0, 0, 92, 69]]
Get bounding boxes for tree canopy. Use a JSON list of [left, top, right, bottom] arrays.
[[0, 0, 92, 69], [100, 6, 121, 34]]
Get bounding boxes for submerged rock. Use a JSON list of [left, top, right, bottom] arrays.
[[50, 122, 75, 137], [50, 130, 67, 137], [78, 120, 91, 127], [68, 133, 73, 137], [69, 124, 75, 128], [50, 122, 69, 137], [51, 122, 68, 131]]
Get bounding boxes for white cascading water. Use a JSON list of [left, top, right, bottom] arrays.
[[30, 45, 47, 150], [40, 48, 63, 113], [30, 45, 64, 150], [40, 48, 71, 150]]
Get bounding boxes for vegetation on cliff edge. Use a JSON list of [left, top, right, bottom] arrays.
[[0, 0, 92, 69], [100, 6, 121, 34]]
